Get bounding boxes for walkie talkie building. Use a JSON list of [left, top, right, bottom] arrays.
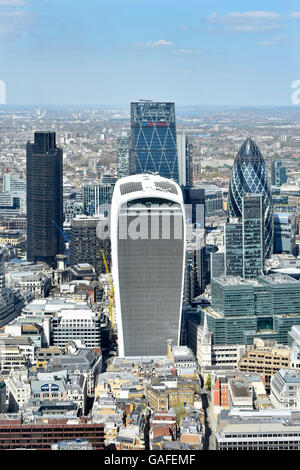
[[111, 174, 186, 357], [227, 138, 273, 258]]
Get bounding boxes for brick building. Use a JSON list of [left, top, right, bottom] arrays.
[[0, 417, 105, 450]]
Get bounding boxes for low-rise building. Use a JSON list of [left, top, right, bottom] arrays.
[[179, 412, 203, 450], [270, 369, 300, 410], [0, 415, 105, 450], [0, 336, 34, 372], [228, 377, 254, 410], [216, 408, 300, 450], [238, 339, 290, 391], [146, 378, 199, 412], [51, 309, 101, 349]]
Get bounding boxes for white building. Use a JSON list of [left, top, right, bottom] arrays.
[[52, 309, 101, 349], [270, 369, 300, 409]]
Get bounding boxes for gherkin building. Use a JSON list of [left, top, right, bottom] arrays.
[[227, 138, 273, 258]]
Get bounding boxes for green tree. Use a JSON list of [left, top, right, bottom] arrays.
[[173, 403, 188, 427], [205, 374, 212, 390]]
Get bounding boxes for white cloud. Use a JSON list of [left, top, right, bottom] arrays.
[[0, 9, 28, 16], [255, 40, 278, 46], [144, 39, 173, 47], [176, 48, 193, 54], [205, 11, 283, 32], [290, 12, 300, 18], [0, 0, 27, 5], [0, 2, 32, 36], [174, 48, 202, 55]]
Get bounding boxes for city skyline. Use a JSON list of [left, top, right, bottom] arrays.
[[0, 0, 299, 106], [2, 0, 300, 450]]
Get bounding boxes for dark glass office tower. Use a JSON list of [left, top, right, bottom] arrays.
[[242, 194, 264, 278], [130, 101, 179, 182], [26, 132, 63, 265], [227, 138, 273, 258], [225, 194, 264, 279]]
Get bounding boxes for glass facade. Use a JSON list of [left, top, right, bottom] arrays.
[[242, 194, 264, 278], [130, 101, 178, 182], [224, 222, 243, 277], [227, 138, 273, 258], [111, 175, 185, 357], [117, 199, 184, 356], [176, 133, 192, 188], [26, 132, 63, 265], [206, 275, 300, 345], [273, 213, 296, 255], [83, 184, 112, 217], [272, 161, 287, 187]]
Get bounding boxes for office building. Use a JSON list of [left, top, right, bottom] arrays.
[[3, 173, 26, 193], [26, 132, 63, 265], [64, 200, 84, 223], [117, 133, 130, 179], [238, 339, 290, 391], [177, 133, 192, 188], [225, 194, 264, 279], [224, 221, 243, 277], [203, 274, 300, 346], [83, 184, 112, 217], [51, 309, 101, 349], [204, 186, 224, 217], [184, 229, 206, 304], [270, 369, 300, 409], [210, 249, 225, 279], [183, 187, 205, 229], [0, 193, 22, 219], [69, 215, 111, 275], [227, 138, 273, 258], [242, 194, 264, 278], [273, 213, 297, 255], [216, 409, 300, 450], [111, 174, 186, 357], [0, 417, 104, 450], [0, 379, 6, 413], [272, 161, 287, 187], [130, 101, 178, 182], [0, 250, 17, 327]]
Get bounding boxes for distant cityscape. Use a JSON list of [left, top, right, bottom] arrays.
[[1, 101, 300, 452]]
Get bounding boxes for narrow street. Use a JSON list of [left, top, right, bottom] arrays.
[[201, 389, 217, 450]]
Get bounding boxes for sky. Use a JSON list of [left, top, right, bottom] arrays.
[[0, 0, 300, 106]]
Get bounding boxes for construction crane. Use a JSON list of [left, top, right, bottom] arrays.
[[52, 219, 70, 243], [52, 220, 70, 263], [90, 202, 95, 217], [101, 249, 114, 329]]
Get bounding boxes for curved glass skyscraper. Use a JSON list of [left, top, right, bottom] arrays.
[[227, 138, 273, 258], [111, 174, 186, 357]]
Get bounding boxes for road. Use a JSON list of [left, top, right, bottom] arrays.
[[201, 389, 217, 450]]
